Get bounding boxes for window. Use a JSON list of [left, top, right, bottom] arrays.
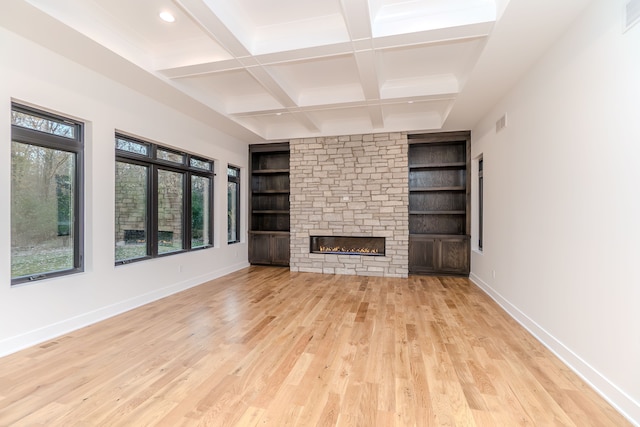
[[191, 175, 211, 249], [114, 161, 148, 261], [11, 103, 84, 284], [478, 157, 483, 251], [227, 165, 241, 244], [115, 134, 214, 264]]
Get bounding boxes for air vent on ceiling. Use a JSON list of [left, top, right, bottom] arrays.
[[624, 0, 640, 32], [496, 113, 507, 133]]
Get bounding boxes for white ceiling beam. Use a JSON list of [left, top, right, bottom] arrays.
[[244, 66, 298, 109], [288, 110, 321, 133], [372, 22, 494, 50], [339, 0, 372, 40], [368, 104, 385, 130], [157, 59, 243, 79], [354, 50, 381, 101], [174, 0, 250, 57], [254, 42, 353, 66]]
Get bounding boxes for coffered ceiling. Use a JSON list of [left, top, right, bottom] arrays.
[[11, 0, 593, 142]]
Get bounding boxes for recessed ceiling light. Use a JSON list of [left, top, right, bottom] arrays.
[[276, 112, 283, 116], [407, 101, 414, 104], [159, 11, 175, 23]]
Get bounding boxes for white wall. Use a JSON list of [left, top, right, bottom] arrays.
[[470, 0, 640, 423], [0, 27, 250, 356]]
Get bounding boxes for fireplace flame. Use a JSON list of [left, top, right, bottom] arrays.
[[319, 245, 380, 254]]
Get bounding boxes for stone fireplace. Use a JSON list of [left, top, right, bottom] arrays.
[[290, 133, 408, 277]]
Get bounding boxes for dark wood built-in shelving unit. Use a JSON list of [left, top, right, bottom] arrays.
[[408, 132, 470, 276], [248, 142, 290, 266]]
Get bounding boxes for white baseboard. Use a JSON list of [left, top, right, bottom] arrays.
[[469, 273, 640, 426], [0, 261, 250, 358]]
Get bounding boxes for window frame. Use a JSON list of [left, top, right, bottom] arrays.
[[10, 103, 84, 285], [227, 165, 241, 244], [115, 133, 214, 265], [478, 156, 483, 251]]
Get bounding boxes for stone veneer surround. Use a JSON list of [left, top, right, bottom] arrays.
[[290, 133, 408, 277]]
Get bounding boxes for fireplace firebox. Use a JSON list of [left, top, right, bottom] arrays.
[[310, 236, 385, 256]]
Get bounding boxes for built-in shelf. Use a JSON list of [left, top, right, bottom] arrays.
[[410, 233, 468, 237], [252, 190, 290, 194], [410, 186, 466, 192], [252, 168, 290, 174], [249, 143, 290, 267], [409, 210, 466, 215], [408, 132, 470, 276], [252, 210, 289, 214], [409, 162, 467, 170], [249, 230, 290, 235]]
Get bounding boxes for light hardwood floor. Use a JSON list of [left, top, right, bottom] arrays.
[[0, 267, 630, 426]]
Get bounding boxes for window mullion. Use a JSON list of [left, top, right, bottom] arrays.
[[211, 174, 215, 246], [184, 172, 191, 250], [11, 127, 82, 153], [75, 148, 84, 269], [150, 164, 159, 257]]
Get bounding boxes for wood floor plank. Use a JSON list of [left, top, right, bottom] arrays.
[[0, 267, 632, 426]]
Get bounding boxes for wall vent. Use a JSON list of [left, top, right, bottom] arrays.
[[496, 113, 507, 132], [625, 0, 640, 32]]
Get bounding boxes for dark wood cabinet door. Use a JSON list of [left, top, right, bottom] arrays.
[[271, 233, 290, 266], [439, 237, 469, 275], [249, 233, 272, 265], [409, 235, 437, 274], [409, 235, 469, 275], [249, 232, 290, 266]]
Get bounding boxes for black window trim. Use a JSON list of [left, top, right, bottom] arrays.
[[115, 133, 215, 266], [227, 164, 241, 245], [189, 171, 214, 251], [478, 156, 483, 251], [11, 103, 84, 285]]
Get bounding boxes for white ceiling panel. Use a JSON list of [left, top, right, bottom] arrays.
[[151, 36, 233, 70], [202, 0, 350, 55], [376, 39, 486, 82], [176, 70, 284, 114], [234, 111, 321, 140], [251, 14, 350, 55], [266, 55, 365, 106], [370, 0, 496, 37], [380, 74, 459, 99], [306, 106, 375, 136], [382, 99, 453, 130], [227, 0, 343, 28]]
